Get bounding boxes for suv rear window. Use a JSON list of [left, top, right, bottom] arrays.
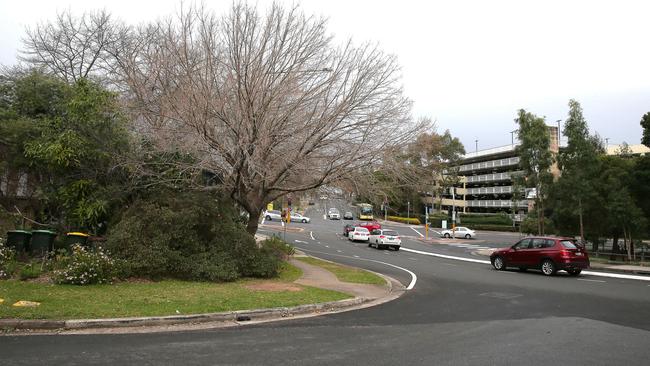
[[383, 230, 398, 236], [356, 227, 369, 233], [560, 240, 578, 249]]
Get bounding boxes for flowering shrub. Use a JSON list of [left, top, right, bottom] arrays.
[[0, 238, 17, 279], [53, 244, 120, 285]]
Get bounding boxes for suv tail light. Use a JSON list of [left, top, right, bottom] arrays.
[[379, 235, 385, 239], [560, 250, 571, 258]]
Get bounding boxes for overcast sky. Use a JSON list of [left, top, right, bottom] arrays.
[[1, 0, 647, 151]]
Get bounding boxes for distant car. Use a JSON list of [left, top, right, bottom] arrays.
[[320, 195, 328, 200], [440, 226, 476, 239], [343, 224, 355, 237], [290, 212, 311, 223], [369, 229, 401, 251], [343, 211, 354, 220], [348, 227, 370, 242], [357, 221, 381, 232], [264, 210, 282, 221], [308, 201, 315, 205], [328, 208, 341, 220], [490, 236, 590, 276]]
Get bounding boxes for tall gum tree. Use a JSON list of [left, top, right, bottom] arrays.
[[114, 3, 423, 234]]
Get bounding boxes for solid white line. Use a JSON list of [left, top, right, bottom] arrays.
[[410, 227, 424, 238], [297, 247, 418, 290], [336, 250, 342, 253], [578, 279, 606, 283], [401, 247, 491, 264], [353, 255, 359, 258], [294, 240, 308, 244], [401, 247, 650, 282], [260, 217, 266, 225], [310, 231, 316, 241]]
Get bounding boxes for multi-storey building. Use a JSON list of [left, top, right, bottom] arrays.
[[431, 126, 559, 216]]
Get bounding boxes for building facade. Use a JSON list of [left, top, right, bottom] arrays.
[[432, 126, 559, 216]]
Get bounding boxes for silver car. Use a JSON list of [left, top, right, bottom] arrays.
[[441, 226, 476, 239], [263, 210, 282, 221], [290, 212, 311, 223]]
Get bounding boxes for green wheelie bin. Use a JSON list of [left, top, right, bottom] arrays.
[[30, 230, 58, 254], [6, 230, 32, 252]]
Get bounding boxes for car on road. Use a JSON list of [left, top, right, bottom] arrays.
[[347, 227, 370, 242], [441, 226, 476, 239], [343, 224, 355, 237], [343, 211, 354, 220], [369, 229, 401, 251], [263, 210, 282, 221], [490, 236, 590, 276], [290, 212, 311, 223], [320, 195, 328, 200], [358, 221, 381, 232], [328, 208, 341, 220]]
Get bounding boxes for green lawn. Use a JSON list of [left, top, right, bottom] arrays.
[[296, 257, 386, 285], [0, 263, 350, 320]]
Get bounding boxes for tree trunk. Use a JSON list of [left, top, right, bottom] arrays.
[[578, 198, 585, 245], [246, 209, 262, 235]]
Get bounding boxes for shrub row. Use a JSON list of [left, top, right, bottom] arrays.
[[458, 214, 513, 226], [387, 216, 421, 225], [470, 224, 518, 232]]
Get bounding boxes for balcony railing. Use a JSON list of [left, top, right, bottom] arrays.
[[462, 144, 519, 160], [465, 186, 513, 195], [465, 171, 522, 184], [458, 157, 520, 173], [466, 199, 528, 208]]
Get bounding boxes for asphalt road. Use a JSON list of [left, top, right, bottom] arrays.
[[2, 198, 650, 365]]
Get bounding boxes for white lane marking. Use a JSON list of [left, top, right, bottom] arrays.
[[578, 279, 606, 283], [318, 242, 321, 244], [295, 240, 308, 244], [410, 227, 424, 238], [297, 247, 418, 290], [581, 271, 650, 281], [261, 217, 266, 225], [336, 250, 342, 253], [353, 255, 360, 258], [325, 245, 330, 248], [408, 257, 417, 261], [439, 262, 458, 266], [310, 231, 316, 241], [401, 247, 650, 282], [401, 247, 491, 264]]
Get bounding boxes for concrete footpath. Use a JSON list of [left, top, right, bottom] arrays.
[[0, 255, 404, 335]]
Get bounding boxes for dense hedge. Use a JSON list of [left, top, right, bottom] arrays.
[[106, 191, 284, 282], [470, 224, 518, 232], [387, 216, 421, 225], [458, 214, 513, 226]]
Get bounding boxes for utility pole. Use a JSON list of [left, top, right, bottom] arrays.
[[407, 201, 410, 221], [475, 139, 478, 153]]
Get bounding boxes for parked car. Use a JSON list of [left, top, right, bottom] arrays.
[[490, 236, 590, 276], [358, 221, 381, 232], [348, 227, 370, 242], [263, 210, 282, 221], [328, 208, 341, 220], [343, 224, 355, 237], [343, 211, 354, 220], [290, 212, 311, 223], [369, 229, 401, 251], [320, 195, 328, 200], [440, 226, 476, 239]]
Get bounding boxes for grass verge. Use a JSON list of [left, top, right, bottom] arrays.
[[296, 257, 385, 285], [0, 262, 350, 320]]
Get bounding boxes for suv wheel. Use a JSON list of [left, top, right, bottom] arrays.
[[541, 259, 557, 276], [444, 233, 451, 238], [492, 256, 505, 270]]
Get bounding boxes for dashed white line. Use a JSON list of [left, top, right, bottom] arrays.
[[294, 240, 308, 244], [578, 279, 606, 283], [353, 255, 359, 258], [336, 250, 342, 253], [310, 231, 316, 241]]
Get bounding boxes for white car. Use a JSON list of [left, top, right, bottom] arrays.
[[327, 208, 340, 220], [263, 210, 282, 221], [441, 226, 476, 239], [290, 212, 311, 223], [347, 227, 370, 242], [368, 229, 401, 251]]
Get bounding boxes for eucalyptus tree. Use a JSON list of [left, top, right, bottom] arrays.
[[114, 3, 422, 234], [515, 109, 554, 235]]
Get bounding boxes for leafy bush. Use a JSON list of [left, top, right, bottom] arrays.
[[19, 263, 42, 280], [470, 224, 518, 232], [0, 238, 17, 279], [106, 191, 282, 282], [53, 244, 120, 285], [459, 213, 513, 226], [387, 216, 421, 225], [261, 236, 296, 259]]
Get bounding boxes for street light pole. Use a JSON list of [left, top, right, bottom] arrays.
[[475, 139, 478, 153], [407, 201, 410, 221]]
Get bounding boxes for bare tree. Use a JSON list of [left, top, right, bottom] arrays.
[[20, 9, 124, 83], [115, 3, 422, 233]]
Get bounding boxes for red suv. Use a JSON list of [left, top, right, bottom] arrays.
[[490, 236, 589, 276]]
